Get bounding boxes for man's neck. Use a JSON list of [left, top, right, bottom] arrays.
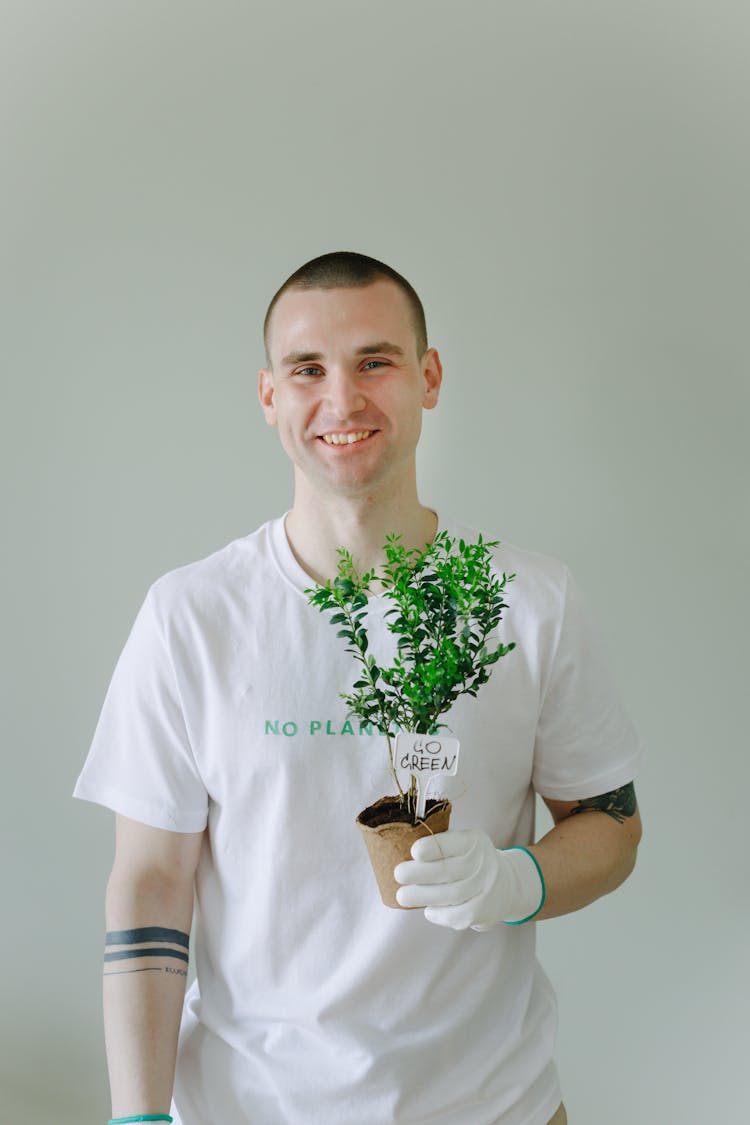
[[284, 502, 439, 595]]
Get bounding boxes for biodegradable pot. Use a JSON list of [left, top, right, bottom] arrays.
[[356, 794, 452, 908]]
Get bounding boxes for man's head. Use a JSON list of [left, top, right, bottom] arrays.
[[258, 251, 442, 503], [262, 250, 428, 374]]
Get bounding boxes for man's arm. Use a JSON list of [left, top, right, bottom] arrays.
[[529, 782, 642, 920], [103, 814, 204, 1119], [394, 782, 642, 928]]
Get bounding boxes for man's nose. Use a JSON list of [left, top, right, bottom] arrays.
[[322, 373, 367, 414]]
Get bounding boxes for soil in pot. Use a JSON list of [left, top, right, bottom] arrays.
[[356, 794, 452, 908]]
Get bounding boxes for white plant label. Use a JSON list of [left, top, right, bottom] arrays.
[[394, 732, 461, 821]]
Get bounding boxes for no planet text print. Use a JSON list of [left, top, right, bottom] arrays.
[[394, 733, 461, 820]]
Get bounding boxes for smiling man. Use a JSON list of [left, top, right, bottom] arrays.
[[74, 250, 643, 1125], [257, 276, 443, 597]]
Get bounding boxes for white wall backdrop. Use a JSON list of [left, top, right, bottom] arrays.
[[2, 2, 748, 1122]]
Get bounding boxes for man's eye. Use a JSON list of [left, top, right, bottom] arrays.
[[296, 361, 386, 377]]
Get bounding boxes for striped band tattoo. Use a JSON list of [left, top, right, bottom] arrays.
[[103, 926, 190, 978], [106, 927, 189, 948]]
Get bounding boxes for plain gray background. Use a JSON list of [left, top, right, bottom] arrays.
[[2, 2, 748, 1122]]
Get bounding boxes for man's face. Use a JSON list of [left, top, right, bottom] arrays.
[[258, 280, 441, 499]]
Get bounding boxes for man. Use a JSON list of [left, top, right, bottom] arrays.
[[74, 250, 643, 1125]]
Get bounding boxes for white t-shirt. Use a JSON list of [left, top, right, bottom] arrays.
[[73, 509, 643, 1125]]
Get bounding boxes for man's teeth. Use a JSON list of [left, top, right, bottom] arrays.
[[322, 430, 373, 445]]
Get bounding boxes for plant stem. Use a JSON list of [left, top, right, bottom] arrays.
[[383, 730, 407, 804]]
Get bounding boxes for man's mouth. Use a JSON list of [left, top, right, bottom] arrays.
[[317, 430, 379, 449]]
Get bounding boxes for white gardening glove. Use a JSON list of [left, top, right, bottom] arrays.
[[393, 829, 545, 931]]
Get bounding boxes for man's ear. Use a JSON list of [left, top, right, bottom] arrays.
[[258, 368, 277, 425], [422, 348, 442, 408]]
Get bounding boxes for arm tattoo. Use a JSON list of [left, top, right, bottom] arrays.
[[106, 926, 189, 948], [103, 925, 190, 978], [569, 781, 637, 825]]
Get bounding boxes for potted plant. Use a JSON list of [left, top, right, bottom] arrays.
[[304, 528, 517, 908]]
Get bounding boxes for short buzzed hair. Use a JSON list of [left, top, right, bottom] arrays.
[[263, 250, 428, 371]]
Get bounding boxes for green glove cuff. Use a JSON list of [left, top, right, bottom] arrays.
[[502, 846, 546, 924], [108, 1116, 173, 1123]]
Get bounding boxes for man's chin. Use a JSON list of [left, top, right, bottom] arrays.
[[297, 462, 391, 499]]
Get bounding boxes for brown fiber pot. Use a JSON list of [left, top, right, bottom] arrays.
[[356, 795, 452, 908]]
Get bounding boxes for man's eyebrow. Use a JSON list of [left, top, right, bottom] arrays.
[[280, 341, 406, 367]]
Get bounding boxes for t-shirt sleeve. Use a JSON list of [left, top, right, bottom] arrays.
[[72, 583, 209, 832], [532, 565, 644, 800]]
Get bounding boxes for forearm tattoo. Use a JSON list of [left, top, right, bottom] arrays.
[[103, 926, 190, 978], [569, 781, 637, 825]]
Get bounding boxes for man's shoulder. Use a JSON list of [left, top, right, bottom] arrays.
[[146, 516, 279, 621]]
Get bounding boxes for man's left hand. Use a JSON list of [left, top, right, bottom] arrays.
[[393, 829, 545, 931]]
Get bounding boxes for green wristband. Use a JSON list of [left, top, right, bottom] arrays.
[[108, 1116, 173, 1123]]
